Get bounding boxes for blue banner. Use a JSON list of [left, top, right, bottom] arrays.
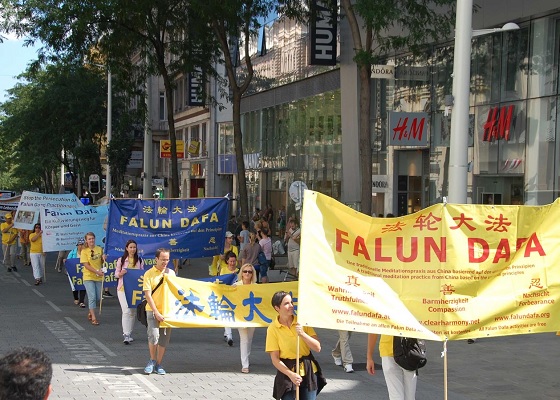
[[105, 198, 229, 260], [123, 268, 237, 308], [64, 258, 117, 291]]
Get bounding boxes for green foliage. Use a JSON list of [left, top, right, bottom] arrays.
[[0, 61, 133, 193]]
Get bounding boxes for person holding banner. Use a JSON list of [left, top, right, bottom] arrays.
[[143, 249, 175, 375], [210, 231, 239, 276], [235, 263, 257, 373], [115, 239, 145, 345], [80, 232, 106, 325], [29, 223, 46, 285], [366, 334, 417, 400], [1, 213, 18, 272], [266, 291, 326, 400], [64, 239, 86, 307]]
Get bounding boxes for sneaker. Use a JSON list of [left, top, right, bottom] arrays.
[[223, 334, 228, 342], [11, 266, 17, 272], [128, 336, 134, 343], [144, 360, 156, 374], [227, 336, 233, 347], [155, 364, 166, 375], [103, 291, 114, 298], [467, 339, 476, 344], [7, 267, 12, 272], [344, 364, 354, 373], [333, 356, 343, 366], [123, 334, 130, 345]]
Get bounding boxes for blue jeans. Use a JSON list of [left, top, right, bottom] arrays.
[[83, 280, 102, 309]]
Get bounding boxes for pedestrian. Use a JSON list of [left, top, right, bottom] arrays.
[[1, 213, 18, 272], [332, 330, 354, 372], [222, 251, 240, 347], [143, 248, 175, 375], [241, 230, 262, 281], [266, 291, 326, 400], [0, 347, 53, 400], [277, 206, 287, 238], [29, 223, 45, 285], [115, 239, 145, 344], [63, 239, 87, 307], [284, 218, 301, 279], [238, 221, 250, 253], [366, 334, 417, 400], [235, 263, 257, 373], [80, 232, 106, 326], [18, 228, 31, 266], [258, 227, 272, 283]]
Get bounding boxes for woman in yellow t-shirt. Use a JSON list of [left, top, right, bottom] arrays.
[[29, 223, 45, 285], [80, 232, 106, 325], [265, 291, 326, 400]]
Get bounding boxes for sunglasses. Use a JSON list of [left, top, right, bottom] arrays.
[[242, 270, 253, 274]]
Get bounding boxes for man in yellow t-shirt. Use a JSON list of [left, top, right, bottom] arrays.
[[1, 213, 18, 272], [142, 249, 175, 375]]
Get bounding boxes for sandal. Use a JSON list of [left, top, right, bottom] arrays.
[[91, 320, 100, 326], [74, 300, 80, 305], [79, 303, 86, 308], [241, 368, 249, 374], [34, 279, 41, 286]]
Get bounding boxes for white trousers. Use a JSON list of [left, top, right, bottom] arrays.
[[117, 290, 136, 336], [381, 356, 417, 400], [30, 253, 45, 279], [238, 327, 255, 369]]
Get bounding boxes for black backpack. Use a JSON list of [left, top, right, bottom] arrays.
[[393, 336, 427, 375]]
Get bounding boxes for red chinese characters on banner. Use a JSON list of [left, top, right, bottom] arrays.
[[483, 105, 515, 142]]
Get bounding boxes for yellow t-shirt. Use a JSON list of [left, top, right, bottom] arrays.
[[142, 266, 176, 312], [379, 335, 394, 357], [218, 245, 239, 276], [29, 232, 43, 253], [80, 246, 104, 282], [266, 316, 318, 375], [1, 222, 18, 245]]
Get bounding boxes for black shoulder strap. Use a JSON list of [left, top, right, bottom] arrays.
[[151, 276, 165, 295]]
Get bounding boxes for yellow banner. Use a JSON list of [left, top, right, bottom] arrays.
[[298, 191, 560, 341], [158, 275, 297, 328]]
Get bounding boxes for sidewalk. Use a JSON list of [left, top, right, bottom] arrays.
[[0, 254, 558, 399]]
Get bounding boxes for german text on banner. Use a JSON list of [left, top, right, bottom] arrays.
[[105, 198, 229, 259], [41, 205, 108, 251], [158, 276, 298, 328], [64, 258, 117, 291], [14, 191, 84, 230], [297, 191, 560, 341]]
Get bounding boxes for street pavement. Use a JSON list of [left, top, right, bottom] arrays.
[[1, 253, 559, 399]]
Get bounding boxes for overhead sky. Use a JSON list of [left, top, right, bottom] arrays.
[[0, 36, 41, 102]]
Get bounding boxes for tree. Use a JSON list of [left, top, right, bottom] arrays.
[[340, 0, 455, 215], [2, 0, 220, 198], [0, 61, 130, 194], [194, 0, 275, 220]]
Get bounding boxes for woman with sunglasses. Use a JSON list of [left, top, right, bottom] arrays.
[[115, 239, 144, 344], [80, 232, 106, 325], [29, 223, 45, 285], [235, 263, 257, 373]]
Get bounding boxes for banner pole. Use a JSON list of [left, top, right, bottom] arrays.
[[99, 273, 105, 315], [296, 336, 300, 400], [443, 338, 448, 400]]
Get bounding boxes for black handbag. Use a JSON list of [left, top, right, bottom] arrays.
[[136, 277, 164, 326]]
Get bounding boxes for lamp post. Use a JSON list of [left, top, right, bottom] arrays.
[[106, 70, 112, 199], [447, 0, 519, 204]]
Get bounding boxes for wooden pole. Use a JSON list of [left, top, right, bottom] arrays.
[[296, 336, 300, 400], [443, 338, 448, 400]]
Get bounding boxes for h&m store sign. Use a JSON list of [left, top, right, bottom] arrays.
[[483, 105, 515, 142]]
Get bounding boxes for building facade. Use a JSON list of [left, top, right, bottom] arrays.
[[238, 1, 560, 218]]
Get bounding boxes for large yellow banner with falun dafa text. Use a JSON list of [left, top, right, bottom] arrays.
[[297, 191, 560, 341]]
